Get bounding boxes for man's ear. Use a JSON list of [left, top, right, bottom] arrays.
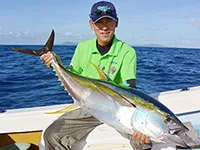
[[115, 17, 119, 28], [89, 20, 94, 30]]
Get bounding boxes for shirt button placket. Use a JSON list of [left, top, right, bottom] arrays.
[[99, 57, 104, 70]]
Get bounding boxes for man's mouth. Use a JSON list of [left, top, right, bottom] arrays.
[[101, 32, 110, 36]]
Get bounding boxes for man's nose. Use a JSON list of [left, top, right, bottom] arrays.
[[102, 25, 108, 30]]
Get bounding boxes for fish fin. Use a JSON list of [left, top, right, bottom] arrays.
[[45, 102, 80, 114], [9, 47, 44, 56], [44, 29, 54, 53], [90, 62, 108, 81], [9, 29, 55, 56]]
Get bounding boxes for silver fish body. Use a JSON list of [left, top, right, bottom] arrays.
[[51, 57, 187, 145]]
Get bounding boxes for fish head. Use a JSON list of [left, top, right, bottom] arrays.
[[164, 114, 188, 135], [131, 108, 188, 145], [162, 115, 189, 147]]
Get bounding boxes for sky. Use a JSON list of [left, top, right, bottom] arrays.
[[0, 0, 200, 48]]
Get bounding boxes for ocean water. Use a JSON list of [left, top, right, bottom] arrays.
[[0, 45, 200, 110]]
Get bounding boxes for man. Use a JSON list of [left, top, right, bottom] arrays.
[[40, 1, 151, 150]]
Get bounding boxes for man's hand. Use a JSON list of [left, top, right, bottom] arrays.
[[132, 131, 151, 144], [40, 51, 56, 68]]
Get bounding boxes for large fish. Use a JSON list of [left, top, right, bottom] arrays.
[[10, 30, 189, 147]]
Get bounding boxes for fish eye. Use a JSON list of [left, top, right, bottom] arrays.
[[166, 117, 172, 122], [164, 115, 172, 124]]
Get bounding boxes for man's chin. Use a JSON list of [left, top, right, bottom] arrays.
[[100, 37, 112, 43]]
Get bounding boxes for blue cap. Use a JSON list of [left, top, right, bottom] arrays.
[[89, 1, 117, 23]]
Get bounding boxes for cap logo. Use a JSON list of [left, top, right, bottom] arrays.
[[96, 6, 111, 13]]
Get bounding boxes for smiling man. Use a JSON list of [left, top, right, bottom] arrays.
[[40, 1, 151, 150]]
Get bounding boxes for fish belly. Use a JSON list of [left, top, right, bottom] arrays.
[[79, 89, 135, 134]]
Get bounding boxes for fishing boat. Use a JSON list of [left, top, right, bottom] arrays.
[[0, 86, 200, 150]]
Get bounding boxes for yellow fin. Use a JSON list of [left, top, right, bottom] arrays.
[[45, 102, 80, 114], [90, 62, 108, 81]]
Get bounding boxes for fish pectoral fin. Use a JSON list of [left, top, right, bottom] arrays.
[[45, 102, 80, 114]]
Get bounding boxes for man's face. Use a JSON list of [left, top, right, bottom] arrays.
[[90, 17, 118, 46]]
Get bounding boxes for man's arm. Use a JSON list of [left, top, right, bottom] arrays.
[[127, 78, 136, 88], [120, 48, 137, 88]]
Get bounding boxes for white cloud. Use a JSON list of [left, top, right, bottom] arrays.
[[16, 33, 20, 37], [140, 36, 145, 41], [176, 38, 200, 48], [0, 29, 43, 44], [56, 30, 94, 43], [65, 32, 73, 36], [180, 39, 190, 44], [188, 18, 198, 24], [0, 28, 94, 44], [24, 29, 29, 35], [0, 26, 2, 31]]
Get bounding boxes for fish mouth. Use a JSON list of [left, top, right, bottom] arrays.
[[169, 123, 189, 135], [164, 124, 188, 147]]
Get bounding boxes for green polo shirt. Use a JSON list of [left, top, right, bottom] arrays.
[[70, 35, 136, 85]]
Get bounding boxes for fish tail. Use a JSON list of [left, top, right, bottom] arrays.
[[9, 29, 55, 56]]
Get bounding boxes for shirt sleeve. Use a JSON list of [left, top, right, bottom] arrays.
[[70, 43, 83, 74], [120, 48, 137, 81]]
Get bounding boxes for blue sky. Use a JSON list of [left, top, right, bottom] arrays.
[[0, 0, 200, 48]]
